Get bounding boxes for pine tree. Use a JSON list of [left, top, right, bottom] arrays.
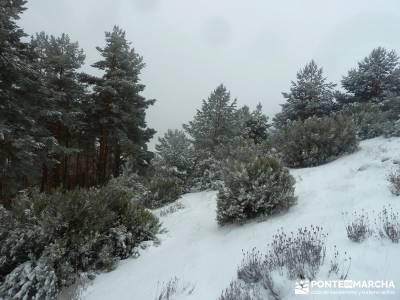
[[274, 60, 336, 128], [91, 26, 156, 183], [155, 129, 194, 176], [184, 84, 237, 153], [342, 47, 400, 103], [241, 103, 269, 144], [29, 32, 87, 190], [0, 0, 48, 203], [235, 105, 251, 129], [340, 48, 400, 139]]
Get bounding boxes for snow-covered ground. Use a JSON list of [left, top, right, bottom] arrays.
[[83, 137, 400, 300]]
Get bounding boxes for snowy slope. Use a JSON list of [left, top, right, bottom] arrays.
[[83, 137, 400, 300]]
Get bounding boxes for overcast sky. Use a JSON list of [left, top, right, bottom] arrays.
[[19, 0, 400, 148]]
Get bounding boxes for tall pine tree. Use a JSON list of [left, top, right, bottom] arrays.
[[0, 0, 48, 203], [184, 84, 237, 153], [274, 60, 336, 128], [30, 32, 87, 190], [91, 26, 155, 183], [342, 47, 400, 103]]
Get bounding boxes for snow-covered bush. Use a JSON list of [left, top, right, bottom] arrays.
[[34, 186, 160, 268], [0, 181, 160, 299], [344, 210, 372, 242], [96, 244, 118, 272], [106, 171, 148, 203], [190, 137, 272, 193], [216, 154, 296, 225], [267, 226, 327, 280], [0, 259, 58, 300], [154, 277, 195, 300], [218, 281, 253, 300], [388, 169, 400, 196], [190, 154, 224, 191], [144, 176, 183, 208], [0, 204, 47, 282], [219, 226, 350, 300], [274, 114, 358, 168], [328, 246, 351, 280], [235, 248, 279, 299], [339, 103, 385, 139], [344, 207, 400, 244], [56, 273, 89, 300], [237, 249, 264, 284], [382, 119, 400, 137], [159, 202, 185, 217], [376, 206, 400, 243]]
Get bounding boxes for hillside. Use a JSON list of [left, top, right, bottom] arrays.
[[83, 137, 400, 300]]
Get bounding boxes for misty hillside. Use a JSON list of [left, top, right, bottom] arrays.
[[83, 137, 400, 300]]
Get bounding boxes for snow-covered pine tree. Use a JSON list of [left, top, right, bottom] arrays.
[[341, 47, 400, 103], [183, 84, 237, 153], [91, 26, 156, 183], [235, 105, 252, 129], [273, 60, 336, 128], [0, 0, 51, 203], [29, 32, 87, 191], [340, 48, 400, 138], [155, 129, 194, 177], [240, 103, 270, 144]]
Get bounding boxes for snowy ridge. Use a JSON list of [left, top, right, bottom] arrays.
[[84, 137, 400, 300]]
